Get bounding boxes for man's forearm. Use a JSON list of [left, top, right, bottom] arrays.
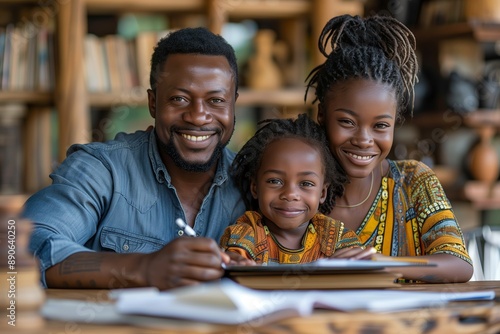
[[45, 252, 149, 289]]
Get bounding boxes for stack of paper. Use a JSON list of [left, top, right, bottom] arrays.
[[114, 279, 495, 324]]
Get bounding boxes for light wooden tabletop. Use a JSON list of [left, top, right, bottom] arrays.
[[4, 281, 499, 334]]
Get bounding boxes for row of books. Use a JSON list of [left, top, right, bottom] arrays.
[[0, 23, 55, 92], [0, 25, 170, 94], [84, 31, 171, 93]]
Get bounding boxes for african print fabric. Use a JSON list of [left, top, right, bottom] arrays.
[[357, 160, 472, 264], [220, 211, 361, 264]]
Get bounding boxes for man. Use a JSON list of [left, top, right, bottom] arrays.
[[23, 27, 247, 290]]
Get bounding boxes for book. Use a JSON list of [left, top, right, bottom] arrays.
[[135, 31, 159, 89], [0, 27, 5, 88], [35, 27, 55, 92], [84, 34, 103, 92], [135, 30, 173, 89], [227, 270, 402, 289], [224, 258, 434, 290], [1, 24, 13, 89], [103, 35, 122, 92]]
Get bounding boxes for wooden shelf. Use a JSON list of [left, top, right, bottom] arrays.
[[0, 0, 40, 4], [405, 109, 460, 128], [86, 0, 311, 17], [88, 91, 147, 108], [237, 87, 313, 107], [0, 91, 52, 105], [405, 109, 500, 129], [85, 0, 203, 13], [463, 181, 500, 210], [464, 109, 500, 128], [224, 0, 310, 19], [88, 87, 314, 108], [413, 21, 500, 43]]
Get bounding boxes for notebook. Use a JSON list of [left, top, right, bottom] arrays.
[[224, 258, 434, 289], [112, 279, 495, 325]]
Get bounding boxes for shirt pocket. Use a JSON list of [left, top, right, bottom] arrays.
[[100, 227, 165, 253]]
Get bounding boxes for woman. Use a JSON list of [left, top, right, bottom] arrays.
[[305, 14, 473, 282]]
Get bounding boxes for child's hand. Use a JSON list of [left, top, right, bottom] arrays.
[[221, 250, 257, 266], [330, 246, 377, 260]]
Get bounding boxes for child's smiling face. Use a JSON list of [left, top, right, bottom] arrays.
[[251, 137, 328, 232]]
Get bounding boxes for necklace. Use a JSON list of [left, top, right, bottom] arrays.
[[336, 170, 374, 208]]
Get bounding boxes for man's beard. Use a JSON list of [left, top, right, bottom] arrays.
[[156, 131, 226, 173]]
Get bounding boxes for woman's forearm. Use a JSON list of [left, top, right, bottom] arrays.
[[385, 253, 473, 283]]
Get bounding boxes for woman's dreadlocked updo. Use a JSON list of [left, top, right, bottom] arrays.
[[305, 14, 419, 122], [230, 114, 347, 215]]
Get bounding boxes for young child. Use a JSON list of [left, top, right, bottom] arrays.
[[220, 114, 366, 264]]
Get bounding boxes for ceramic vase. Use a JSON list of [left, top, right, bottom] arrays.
[[468, 126, 499, 183], [246, 29, 283, 90]]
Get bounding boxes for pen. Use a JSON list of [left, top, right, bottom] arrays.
[[175, 218, 227, 269], [175, 218, 197, 237]]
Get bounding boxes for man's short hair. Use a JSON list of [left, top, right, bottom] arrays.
[[149, 27, 238, 92]]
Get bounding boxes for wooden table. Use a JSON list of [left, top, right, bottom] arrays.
[[5, 281, 500, 334]]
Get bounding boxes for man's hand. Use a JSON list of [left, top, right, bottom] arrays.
[[143, 237, 227, 290], [45, 237, 230, 290]]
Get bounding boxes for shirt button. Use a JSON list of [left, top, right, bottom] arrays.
[[122, 244, 129, 251], [178, 230, 184, 236]]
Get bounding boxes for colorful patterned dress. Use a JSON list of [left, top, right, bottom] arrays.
[[358, 159, 472, 264], [220, 211, 361, 264]]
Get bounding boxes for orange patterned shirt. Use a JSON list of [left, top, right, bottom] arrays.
[[220, 211, 361, 264]]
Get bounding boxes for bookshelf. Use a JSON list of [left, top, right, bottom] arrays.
[[0, 0, 56, 194], [0, 0, 366, 194], [59, 0, 365, 159]]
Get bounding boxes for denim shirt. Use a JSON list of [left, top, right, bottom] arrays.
[[23, 130, 246, 287]]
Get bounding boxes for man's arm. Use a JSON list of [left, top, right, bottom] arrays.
[[46, 252, 149, 289], [45, 237, 228, 290]]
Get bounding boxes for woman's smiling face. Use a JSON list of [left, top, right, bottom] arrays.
[[318, 78, 397, 179]]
